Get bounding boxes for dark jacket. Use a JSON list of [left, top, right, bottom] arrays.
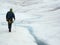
[[6, 11, 15, 23]]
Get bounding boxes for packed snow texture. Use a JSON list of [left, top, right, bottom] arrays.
[[0, 0, 60, 45]]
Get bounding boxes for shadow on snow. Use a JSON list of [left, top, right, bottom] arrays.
[[20, 25, 48, 45]]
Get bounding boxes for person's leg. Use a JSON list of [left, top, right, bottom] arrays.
[[8, 23, 12, 32]]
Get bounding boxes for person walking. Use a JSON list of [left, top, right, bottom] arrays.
[[6, 8, 15, 32]]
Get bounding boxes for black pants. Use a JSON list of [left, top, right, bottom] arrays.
[[8, 23, 12, 32]]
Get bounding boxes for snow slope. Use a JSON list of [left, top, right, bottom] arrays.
[[0, 0, 60, 45]]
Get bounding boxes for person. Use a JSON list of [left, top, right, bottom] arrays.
[[6, 8, 15, 32]]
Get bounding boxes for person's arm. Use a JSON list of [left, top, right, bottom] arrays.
[[13, 12, 15, 20]]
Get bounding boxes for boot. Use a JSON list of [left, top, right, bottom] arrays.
[[9, 29, 11, 32]]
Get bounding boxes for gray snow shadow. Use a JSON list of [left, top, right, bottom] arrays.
[[19, 25, 48, 45], [49, 7, 60, 11], [27, 26, 48, 45]]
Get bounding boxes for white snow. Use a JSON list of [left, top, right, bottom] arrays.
[[0, 0, 60, 45]]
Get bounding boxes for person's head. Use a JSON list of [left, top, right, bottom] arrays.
[[10, 8, 13, 12]]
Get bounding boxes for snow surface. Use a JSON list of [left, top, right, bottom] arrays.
[[0, 0, 60, 45]]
